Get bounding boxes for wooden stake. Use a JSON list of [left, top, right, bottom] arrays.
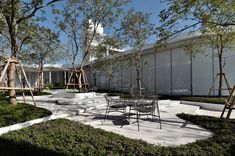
[[0, 58, 37, 106], [0, 58, 11, 82], [221, 85, 235, 121], [18, 61, 36, 106], [15, 66, 26, 103], [208, 73, 232, 96]]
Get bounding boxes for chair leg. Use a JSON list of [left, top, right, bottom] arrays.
[[137, 111, 140, 131], [152, 111, 155, 121], [129, 106, 131, 123], [159, 116, 162, 129], [107, 106, 111, 120], [104, 105, 109, 121], [157, 104, 162, 129]]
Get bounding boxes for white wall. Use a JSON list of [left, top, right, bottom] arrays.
[[172, 48, 191, 95], [142, 52, 156, 94], [156, 50, 171, 95], [87, 43, 235, 96]]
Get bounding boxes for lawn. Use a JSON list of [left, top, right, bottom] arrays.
[[0, 95, 52, 128], [0, 114, 234, 156]]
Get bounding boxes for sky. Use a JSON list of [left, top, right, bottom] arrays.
[[37, 0, 168, 44]]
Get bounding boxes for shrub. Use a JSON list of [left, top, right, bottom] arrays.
[[181, 97, 225, 104], [0, 95, 52, 127], [53, 82, 65, 88], [1, 114, 235, 155], [46, 83, 53, 90]]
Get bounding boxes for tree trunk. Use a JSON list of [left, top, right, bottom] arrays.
[[8, 56, 17, 105], [39, 63, 44, 92], [93, 72, 96, 88], [218, 34, 225, 97], [107, 74, 112, 91], [218, 53, 223, 97], [7, 0, 18, 105], [136, 67, 142, 96]]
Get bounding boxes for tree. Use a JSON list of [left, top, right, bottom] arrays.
[[56, 1, 80, 69], [57, 0, 130, 91], [19, 26, 62, 91], [119, 9, 153, 95], [158, 0, 235, 97], [92, 36, 122, 90], [0, 0, 61, 105]]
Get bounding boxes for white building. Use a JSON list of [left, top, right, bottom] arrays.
[[83, 20, 124, 65], [85, 32, 235, 96], [22, 65, 67, 88]]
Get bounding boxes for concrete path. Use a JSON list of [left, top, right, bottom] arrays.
[[17, 94, 216, 146]]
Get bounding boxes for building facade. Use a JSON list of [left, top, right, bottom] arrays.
[[85, 33, 235, 96]]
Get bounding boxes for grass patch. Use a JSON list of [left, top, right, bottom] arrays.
[[0, 95, 52, 128], [0, 114, 235, 155], [181, 97, 225, 104]]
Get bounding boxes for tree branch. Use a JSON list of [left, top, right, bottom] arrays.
[[17, 0, 61, 24], [18, 36, 30, 52]]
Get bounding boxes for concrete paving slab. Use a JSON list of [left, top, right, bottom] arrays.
[[16, 94, 231, 146]]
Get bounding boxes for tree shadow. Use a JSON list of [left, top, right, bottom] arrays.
[[0, 137, 65, 156]]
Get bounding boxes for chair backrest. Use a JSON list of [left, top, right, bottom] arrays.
[[150, 99, 157, 110], [104, 95, 110, 104]]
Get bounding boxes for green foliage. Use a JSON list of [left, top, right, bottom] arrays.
[[119, 9, 154, 95], [52, 82, 65, 88], [1, 115, 235, 155], [120, 9, 154, 48], [158, 0, 235, 97], [46, 83, 53, 90], [158, 0, 235, 40], [181, 97, 225, 104], [91, 35, 123, 89], [56, 0, 130, 68], [0, 95, 52, 128], [0, 0, 61, 55]]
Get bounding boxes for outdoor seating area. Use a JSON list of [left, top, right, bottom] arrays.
[[13, 91, 216, 146], [104, 95, 161, 131], [1, 0, 235, 155]]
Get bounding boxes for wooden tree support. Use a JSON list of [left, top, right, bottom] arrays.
[[0, 57, 36, 106], [220, 85, 235, 122], [66, 68, 89, 92], [208, 73, 232, 96]]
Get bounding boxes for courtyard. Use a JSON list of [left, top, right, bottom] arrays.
[[0, 0, 235, 155], [9, 90, 232, 146], [0, 91, 234, 155]]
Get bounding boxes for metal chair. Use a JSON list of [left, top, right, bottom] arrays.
[[135, 97, 162, 131], [104, 95, 127, 121]]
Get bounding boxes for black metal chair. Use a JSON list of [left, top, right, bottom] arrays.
[[104, 95, 127, 121], [135, 97, 162, 131]]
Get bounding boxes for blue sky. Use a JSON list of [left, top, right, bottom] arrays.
[[38, 0, 167, 43]]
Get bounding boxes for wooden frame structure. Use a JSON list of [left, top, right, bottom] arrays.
[[208, 73, 232, 96], [220, 85, 235, 121], [0, 57, 36, 105], [66, 68, 89, 92]]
